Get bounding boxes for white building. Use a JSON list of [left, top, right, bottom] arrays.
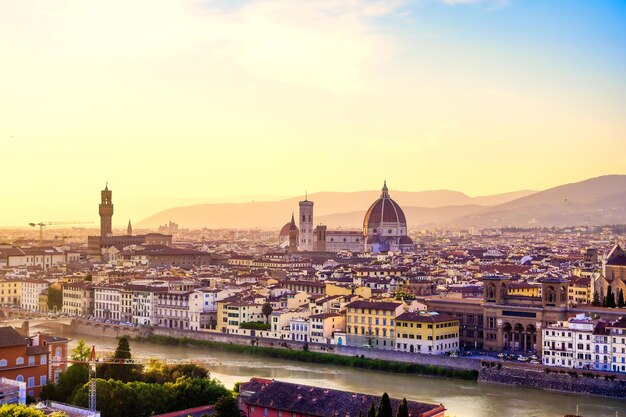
[[126, 285, 167, 325], [156, 291, 191, 330], [94, 285, 123, 321], [189, 289, 237, 331], [542, 314, 609, 370], [20, 280, 49, 311], [592, 323, 611, 372], [608, 318, 626, 373], [289, 318, 309, 342]]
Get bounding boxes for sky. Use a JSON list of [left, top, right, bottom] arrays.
[[1, 0, 625, 226]]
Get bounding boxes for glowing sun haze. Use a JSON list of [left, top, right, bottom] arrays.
[[1, 0, 624, 226]]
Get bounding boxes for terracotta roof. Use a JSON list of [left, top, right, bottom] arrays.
[[0, 327, 27, 347], [396, 312, 457, 324], [346, 300, 401, 311], [241, 379, 444, 417]]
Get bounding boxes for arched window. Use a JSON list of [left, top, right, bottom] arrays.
[[16, 357, 24, 365], [0, 359, 6, 367], [16, 375, 24, 382]]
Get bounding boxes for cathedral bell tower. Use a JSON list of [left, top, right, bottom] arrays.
[[99, 183, 114, 238], [298, 193, 314, 252]]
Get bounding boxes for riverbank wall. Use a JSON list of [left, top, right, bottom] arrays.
[[148, 325, 481, 371], [479, 361, 626, 399]]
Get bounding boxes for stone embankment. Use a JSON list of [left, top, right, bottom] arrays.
[[479, 361, 626, 399]]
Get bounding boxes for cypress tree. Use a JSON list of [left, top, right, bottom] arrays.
[[618, 288, 625, 308], [395, 398, 409, 417], [607, 286, 616, 308], [376, 393, 393, 417], [367, 402, 376, 417], [592, 290, 600, 307]]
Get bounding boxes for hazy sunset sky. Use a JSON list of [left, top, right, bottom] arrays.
[[1, 0, 625, 226]]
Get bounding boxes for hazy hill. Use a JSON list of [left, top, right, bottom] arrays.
[[136, 189, 535, 229], [450, 175, 626, 228], [318, 205, 487, 229]]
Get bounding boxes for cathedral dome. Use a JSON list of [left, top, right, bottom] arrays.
[[363, 181, 407, 231], [279, 221, 299, 237]]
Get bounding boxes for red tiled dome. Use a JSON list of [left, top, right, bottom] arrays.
[[279, 222, 299, 237], [363, 182, 407, 229]]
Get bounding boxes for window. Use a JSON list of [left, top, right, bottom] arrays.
[[264, 408, 268, 416], [29, 356, 35, 366], [16, 375, 24, 382], [16, 357, 24, 365], [40, 375, 47, 386], [0, 359, 6, 367], [28, 377, 35, 387]]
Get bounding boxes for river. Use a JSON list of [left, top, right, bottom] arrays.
[[14, 319, 625, 417]]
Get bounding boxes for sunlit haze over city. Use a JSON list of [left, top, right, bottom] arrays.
[[1, 0, 625, 226]]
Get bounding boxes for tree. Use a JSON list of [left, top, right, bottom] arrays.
[[213, 395, 239, 417], [367, 402, 376, 417], [262, 302, 273, 323], [395, 398, 409, 417], [71, 340, 91, 361], [165, 377, 230, 413], [376, 393, 393, 417], [142, 360, 209, 384], [41, 362, 89, 403], [47, 284, 63, 311], [100, 337, 143, 382], [358, 412, 364, 417], [0, 404, 49, 417], [606, 286, 616, 308], [619, 288, 625, 308], [591, 290, 601, 307]]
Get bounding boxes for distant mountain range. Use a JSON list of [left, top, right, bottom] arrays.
[[136, 175, 626, 230]]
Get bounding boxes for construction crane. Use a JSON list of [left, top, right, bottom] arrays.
[[52, 345, 222, 413], [28, 221, 93, 244]]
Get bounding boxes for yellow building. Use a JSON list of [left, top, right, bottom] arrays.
[[568, 276, 591, 305], [507, 281, 540, 297], [38, 289, 49, 313], [345, 300, 403, 350], [395, 312, 459, 354], [0, 279, 21, 305]]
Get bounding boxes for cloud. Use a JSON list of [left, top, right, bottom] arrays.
[[0, 0, 404, 93]]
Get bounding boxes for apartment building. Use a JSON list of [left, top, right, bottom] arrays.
[[0, 327, 49, 398], [20, 280, 49, 312], [94, 285, 123, 321], [61, 281, 94, 317], [345, 300, 403, 350], [0, 279, 21, 306], [156, 291, 191, 330], [395, 312, 460, 355]]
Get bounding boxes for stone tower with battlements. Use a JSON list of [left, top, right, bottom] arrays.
[[99, 184, 114, 238]]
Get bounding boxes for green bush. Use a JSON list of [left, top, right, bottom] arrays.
[[239, 321, 271, 331]]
